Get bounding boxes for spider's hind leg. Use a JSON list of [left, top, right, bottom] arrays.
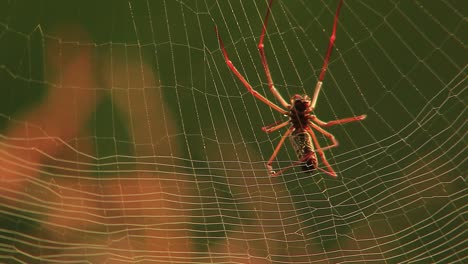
[[266, 126, 293, 175]]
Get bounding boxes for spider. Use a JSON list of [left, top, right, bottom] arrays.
[[215, 0, 366, 177]]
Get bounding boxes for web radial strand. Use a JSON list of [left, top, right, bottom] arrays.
[[0, 0, 465, 263]]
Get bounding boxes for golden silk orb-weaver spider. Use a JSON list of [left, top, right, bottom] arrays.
[[215, 0, 366, 177]]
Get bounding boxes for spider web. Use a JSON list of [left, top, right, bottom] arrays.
[[0, 0, 466, 263]]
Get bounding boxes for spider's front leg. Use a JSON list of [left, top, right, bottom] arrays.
[[309, 0, 345, 112], [262, 120, 289, 133], [215, 26, 288, 115], [258, 0, 290, 109]]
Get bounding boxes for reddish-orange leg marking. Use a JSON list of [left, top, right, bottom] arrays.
[[258, 0, 290, 109], [310, 0, 344, 111]]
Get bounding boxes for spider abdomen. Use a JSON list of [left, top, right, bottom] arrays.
[[291, 131, 318, 172]]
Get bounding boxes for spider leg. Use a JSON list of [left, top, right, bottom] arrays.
[[308, 121, 339, 153], [305, 126, 337, 177], [311, 114, 366, 127], [310, 0, 345, 111], [262, 120, 289, 133], [270, 158, 304, 177], [267, 126, 293, 175], [258, 0, 290, 109], [270, 151, 331, 177], [215, 26, 288, 115]]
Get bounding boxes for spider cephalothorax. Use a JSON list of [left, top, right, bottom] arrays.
[[289, 95, 311, 130], [216, 0, 366, 177], [291, 94, 311, 113]]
